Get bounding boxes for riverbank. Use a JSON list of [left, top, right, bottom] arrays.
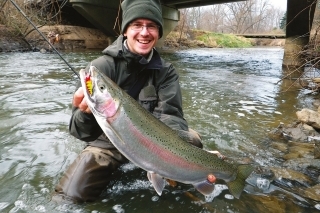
[[0, 25, 285, 52], [0, 25, 30, 52], [0, 25, 114, 52], [164, 30, 285, 48]]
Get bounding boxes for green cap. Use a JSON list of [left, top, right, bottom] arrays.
[[121, 0, 163, 38]]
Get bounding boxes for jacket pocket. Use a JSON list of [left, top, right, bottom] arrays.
[[139, 85, 158, 113]]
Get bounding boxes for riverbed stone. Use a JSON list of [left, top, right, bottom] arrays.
[[283, 158, 320, 171], [269, 167, 313, 186], [288, 141, 315, 149], [271, 142, 288, 153], [296, 108, 320, 130], [313, 100, 320, 109], [282, 152, 302, 160], [269, 122, 317, 142], [301, 183, 320, 201], [246, 195, 286, 213], [315, 140, 320, 159]]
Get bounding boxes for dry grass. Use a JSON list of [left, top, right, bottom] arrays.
[[164, 31, 210, 48], [0, 0, 61, 36]]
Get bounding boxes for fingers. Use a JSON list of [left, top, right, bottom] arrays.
[[207, 174, 216, 183], [166, 179, 178, 187], [207, 150, 226, 160], [73, 87, 91, 114], [73, 87, 84, 107]]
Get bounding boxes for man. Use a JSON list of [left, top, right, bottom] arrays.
[[54, 0, 203, 202]]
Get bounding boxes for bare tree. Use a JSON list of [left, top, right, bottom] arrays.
[[273, 7, 286, 29], [248, 0, 273, 33], [187, 7, 202, 29], [179, 0, 286, 34], [177, 8, 190, 45], [0, 0, 63, 35], [200, 5, 226, 32], [223, 0, 255, 33]]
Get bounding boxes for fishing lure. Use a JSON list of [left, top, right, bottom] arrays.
[[85, 74, 93, 95]]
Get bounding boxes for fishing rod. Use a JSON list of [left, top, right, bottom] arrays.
[[8, 0, 79, 78]]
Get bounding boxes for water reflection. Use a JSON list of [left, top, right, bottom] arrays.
[[0, 48, 319, 212]]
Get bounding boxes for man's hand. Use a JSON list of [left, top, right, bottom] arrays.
[[207, 150, 226, 160], [73, 87, 91, 114]]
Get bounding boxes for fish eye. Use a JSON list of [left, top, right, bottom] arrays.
[[98, 82, 105, 91]]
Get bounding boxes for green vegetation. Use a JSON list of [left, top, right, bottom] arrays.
[[165, 30, 253, 48], [195, 31, 252, 48]]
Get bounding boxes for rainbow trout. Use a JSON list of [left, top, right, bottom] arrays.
[[79, 65, 254, 198]]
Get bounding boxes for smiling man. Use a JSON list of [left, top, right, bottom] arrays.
[[125, 19, 160, 56], [54, 0, 203, 202]]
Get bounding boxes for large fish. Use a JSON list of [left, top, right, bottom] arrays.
[[79, 65, 254, 198]]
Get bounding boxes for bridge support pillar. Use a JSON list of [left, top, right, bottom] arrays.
[[283, 0, 317, 76], [157, 5, 179, 48], [283, 36, 309, 76]]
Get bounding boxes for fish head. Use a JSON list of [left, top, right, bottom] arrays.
[[79, 65, 120, 119]]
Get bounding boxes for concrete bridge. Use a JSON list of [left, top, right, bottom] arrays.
[[69, 0, 318, 69], [69, 0, 246, 38]]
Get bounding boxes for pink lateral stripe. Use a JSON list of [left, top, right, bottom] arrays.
[[128, 123, 204, 171]]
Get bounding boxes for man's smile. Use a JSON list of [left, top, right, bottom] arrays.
[[137, 39, 151, 44]]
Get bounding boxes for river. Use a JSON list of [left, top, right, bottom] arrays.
[[0, 47, 319, 213]]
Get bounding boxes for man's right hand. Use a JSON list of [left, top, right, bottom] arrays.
[[73, 87, 92, 114]]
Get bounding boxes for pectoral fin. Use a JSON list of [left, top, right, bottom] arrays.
[[193, 180, 215, 195], [147, 172, 166, 196]]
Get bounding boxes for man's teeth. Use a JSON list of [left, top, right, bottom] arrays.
[[138, 40, 150, 44]]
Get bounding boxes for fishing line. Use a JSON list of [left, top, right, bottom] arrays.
[[8, 0, 79, 78]]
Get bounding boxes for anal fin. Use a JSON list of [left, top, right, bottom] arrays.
[[147, 171, 166, 196], [194, 180, 215, 195]]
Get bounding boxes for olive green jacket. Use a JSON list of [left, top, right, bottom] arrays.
[[69, 35, 189, 149]]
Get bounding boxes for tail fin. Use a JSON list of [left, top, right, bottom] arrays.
[[227, 164, 254, 199]]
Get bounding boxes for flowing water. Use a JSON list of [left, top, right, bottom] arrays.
[[0, 48, 319, 213]]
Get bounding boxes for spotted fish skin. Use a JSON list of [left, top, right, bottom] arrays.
[[79, 66, 254, 198]]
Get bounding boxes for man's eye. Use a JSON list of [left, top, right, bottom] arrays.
[[133, 23, 142, 28], [148, 25, 157, 30]]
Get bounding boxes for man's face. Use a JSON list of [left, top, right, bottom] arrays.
[[124, 19, 160, 57]]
